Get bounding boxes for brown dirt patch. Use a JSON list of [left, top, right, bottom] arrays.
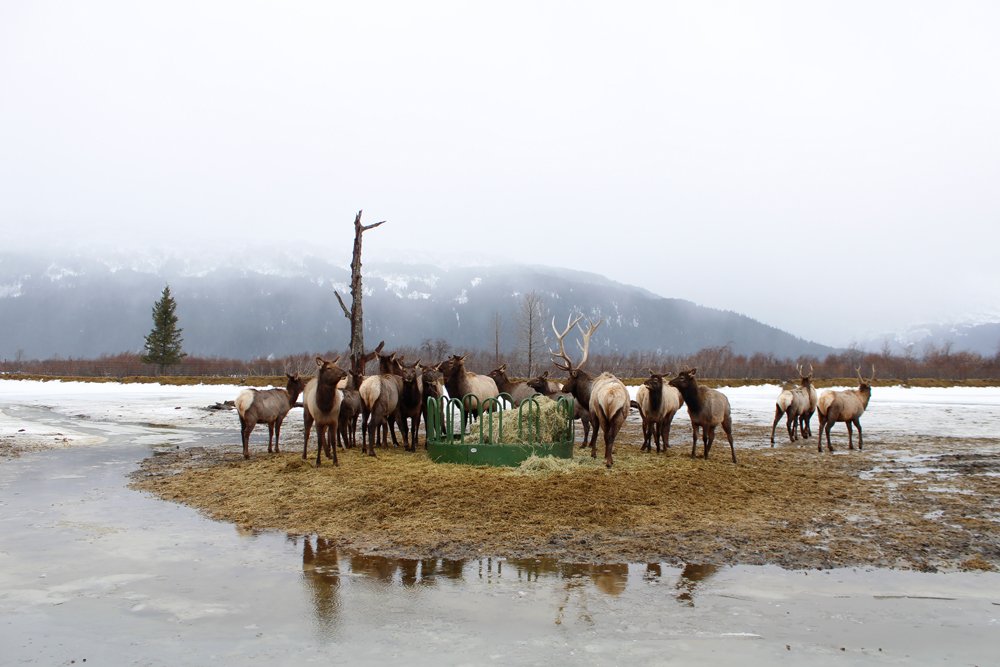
[[129, 418, 1000, 570]]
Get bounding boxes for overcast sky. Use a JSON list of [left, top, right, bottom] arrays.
[[2, 1, 998, 347]]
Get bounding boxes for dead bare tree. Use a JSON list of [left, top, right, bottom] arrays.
[[334, 210, 386, 374], [513, 290, 548, 377]]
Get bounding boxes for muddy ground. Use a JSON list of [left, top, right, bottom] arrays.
[[127, 412, 1000, 573]]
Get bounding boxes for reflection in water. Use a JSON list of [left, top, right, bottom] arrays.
[[293, 536, 720, 628], [300, 536, 342, 631], [674, 563, 719, 606]]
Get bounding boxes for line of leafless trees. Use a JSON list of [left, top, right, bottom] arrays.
[[4, 340, 1000, 381]]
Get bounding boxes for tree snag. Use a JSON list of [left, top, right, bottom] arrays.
[[334, 210, 386, 374]]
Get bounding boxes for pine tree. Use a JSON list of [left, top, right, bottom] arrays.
[[141, 284, 187, 375]]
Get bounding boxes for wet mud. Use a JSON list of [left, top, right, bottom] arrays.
[[129, 417, 1000, 572]]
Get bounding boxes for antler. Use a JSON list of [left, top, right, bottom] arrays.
[[550, 314, 584, 372], [574, 318, 603, 370]]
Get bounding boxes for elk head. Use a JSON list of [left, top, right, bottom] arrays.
[[284, 371, 307, 397], [797, 363, 815, 387], [526, 370, 552, 395], [354, 341, 385, 375], [643, 370, 672, 392], [668, 366, 698, 393], [315, 355, 345, 387], [487, 364, 509, 385], [401, 359, 423, 388], [550, 314, 602, 395], [856, 365, 875, 389], [436, 354, 467, 382], [378, 349, 403, 376]]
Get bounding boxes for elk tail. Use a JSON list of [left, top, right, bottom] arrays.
[[359, 376, 382, 411], [235, 389, 255, 418]]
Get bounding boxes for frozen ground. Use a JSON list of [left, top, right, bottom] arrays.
[[1, 380, 999, 664]]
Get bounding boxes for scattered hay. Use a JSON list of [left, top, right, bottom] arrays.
[[514, 454, 604, 475], [959, 556, 993, 571]]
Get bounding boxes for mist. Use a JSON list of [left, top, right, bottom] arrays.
[[2, 1, 998, 347]]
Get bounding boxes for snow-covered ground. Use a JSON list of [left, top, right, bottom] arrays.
[[3, 379, 999, 449]]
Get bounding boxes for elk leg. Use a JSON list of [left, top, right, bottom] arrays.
[[662, 415, 673, 451], [846, 421, 854, 450], [241, 415, 256, 460], [267, 423, 275, 452], [786, 412, 796, 443], [723, 415, 736, 464], [855, 419, 863, 450], [705, 426, 716, 459], [824, 420, 835, 452], [770, 406, 784, 445], [691, 424, 699, 458], [316, 425, 325, 467], [274, 418, 282, 453], [303, 409, 314, 460]]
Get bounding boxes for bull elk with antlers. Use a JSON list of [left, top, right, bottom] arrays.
[[526, 371, 593, 449], [551, 315, 629, 468], [770, 364, 816, 445], [816, 366, 874, 452], [436, 354, 500, 426]]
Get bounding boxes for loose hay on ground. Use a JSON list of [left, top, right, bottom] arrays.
[[128, 419, 1000, 570]]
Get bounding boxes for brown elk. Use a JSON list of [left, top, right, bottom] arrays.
[[487, 364, 537, 406], [770, 365, 815, 445], [302, 355, 346, 467], [397, 359, 424, 452], [635, 370, 684, 453], [551, 315, 629, 468], [359, 369, 403, 456], [336, 370, 364, 449], [816, 366, 874, 452], [668, 367, 737, 463], [526, 371, 593, 448], [235, 372, 307, 459], [436, 354, 500, 426], [420, 363, 444, 448]]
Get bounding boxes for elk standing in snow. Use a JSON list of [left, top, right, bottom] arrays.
[[816, 366, 874, 452], [526, 371, 593, 448], [635, 370, 684, 453], [770, 365, 816, 445], [436, 354, 500, 426], [668, 367, 737, 463], [302, 356, 346, 467], [488, 364, 537, 406], [235, 372, 307, 459], [551, 315, 629, 468]]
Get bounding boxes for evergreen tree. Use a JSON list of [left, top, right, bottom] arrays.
[[141, 284, 187, 375]]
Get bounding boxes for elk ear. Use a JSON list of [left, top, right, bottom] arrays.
[[315, 356, 325, 367], [332, 355, 341, 365], [689, 367, 698, 376], [414, 358, 422, 367], [541, 370, 549, 379], [499, 363, 507, 372], [460, 354, 468, 362], [286, 372, 294, 380]]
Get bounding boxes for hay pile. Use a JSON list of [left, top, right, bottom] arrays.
[[461, 396, 571, 444]]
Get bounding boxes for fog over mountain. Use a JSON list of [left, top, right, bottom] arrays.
[[0, 250, 835, 361]]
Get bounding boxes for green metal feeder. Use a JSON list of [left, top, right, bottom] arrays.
[[425, 393, 576, 467]]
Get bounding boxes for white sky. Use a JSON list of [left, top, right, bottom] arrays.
[[2, 1, 998, 347]]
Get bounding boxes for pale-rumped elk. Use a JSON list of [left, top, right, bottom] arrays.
[[526, 371, 593, 448], [552, 315, 629, 468], [397, 359, 424, 452], [668, 367, 737, 463], [420, 363, 444, 447], [359, 364, 404, 456], [302, 356, 346, 467], [769, 365, 815, 445], [816, 366, 874, 452], [235, 372, 307, 459], [436, 354, 500, 426], [487, 364, 537, 407], [636, 370, 684, 454], [337, 370, 364, 449]]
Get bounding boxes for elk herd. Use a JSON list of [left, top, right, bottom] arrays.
[[234, 315, 878, 468]]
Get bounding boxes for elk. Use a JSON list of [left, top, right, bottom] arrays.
[[526, 371, 593, 448], [302, 355, 346, 467], [396, 359, 424, 452], [668, 367, 737, 463], [770, 365, 815, 445], [816, 366, 874, 452], [635, 370, 684, 454], [336, 370, 364, 449], [551, 315, 629, 468], [420, 363, 444, 447], [487, 364, 537, 406], [235, 372, 307, 459], [436, 354, 500, 426], [359, 365, 404, 456]]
